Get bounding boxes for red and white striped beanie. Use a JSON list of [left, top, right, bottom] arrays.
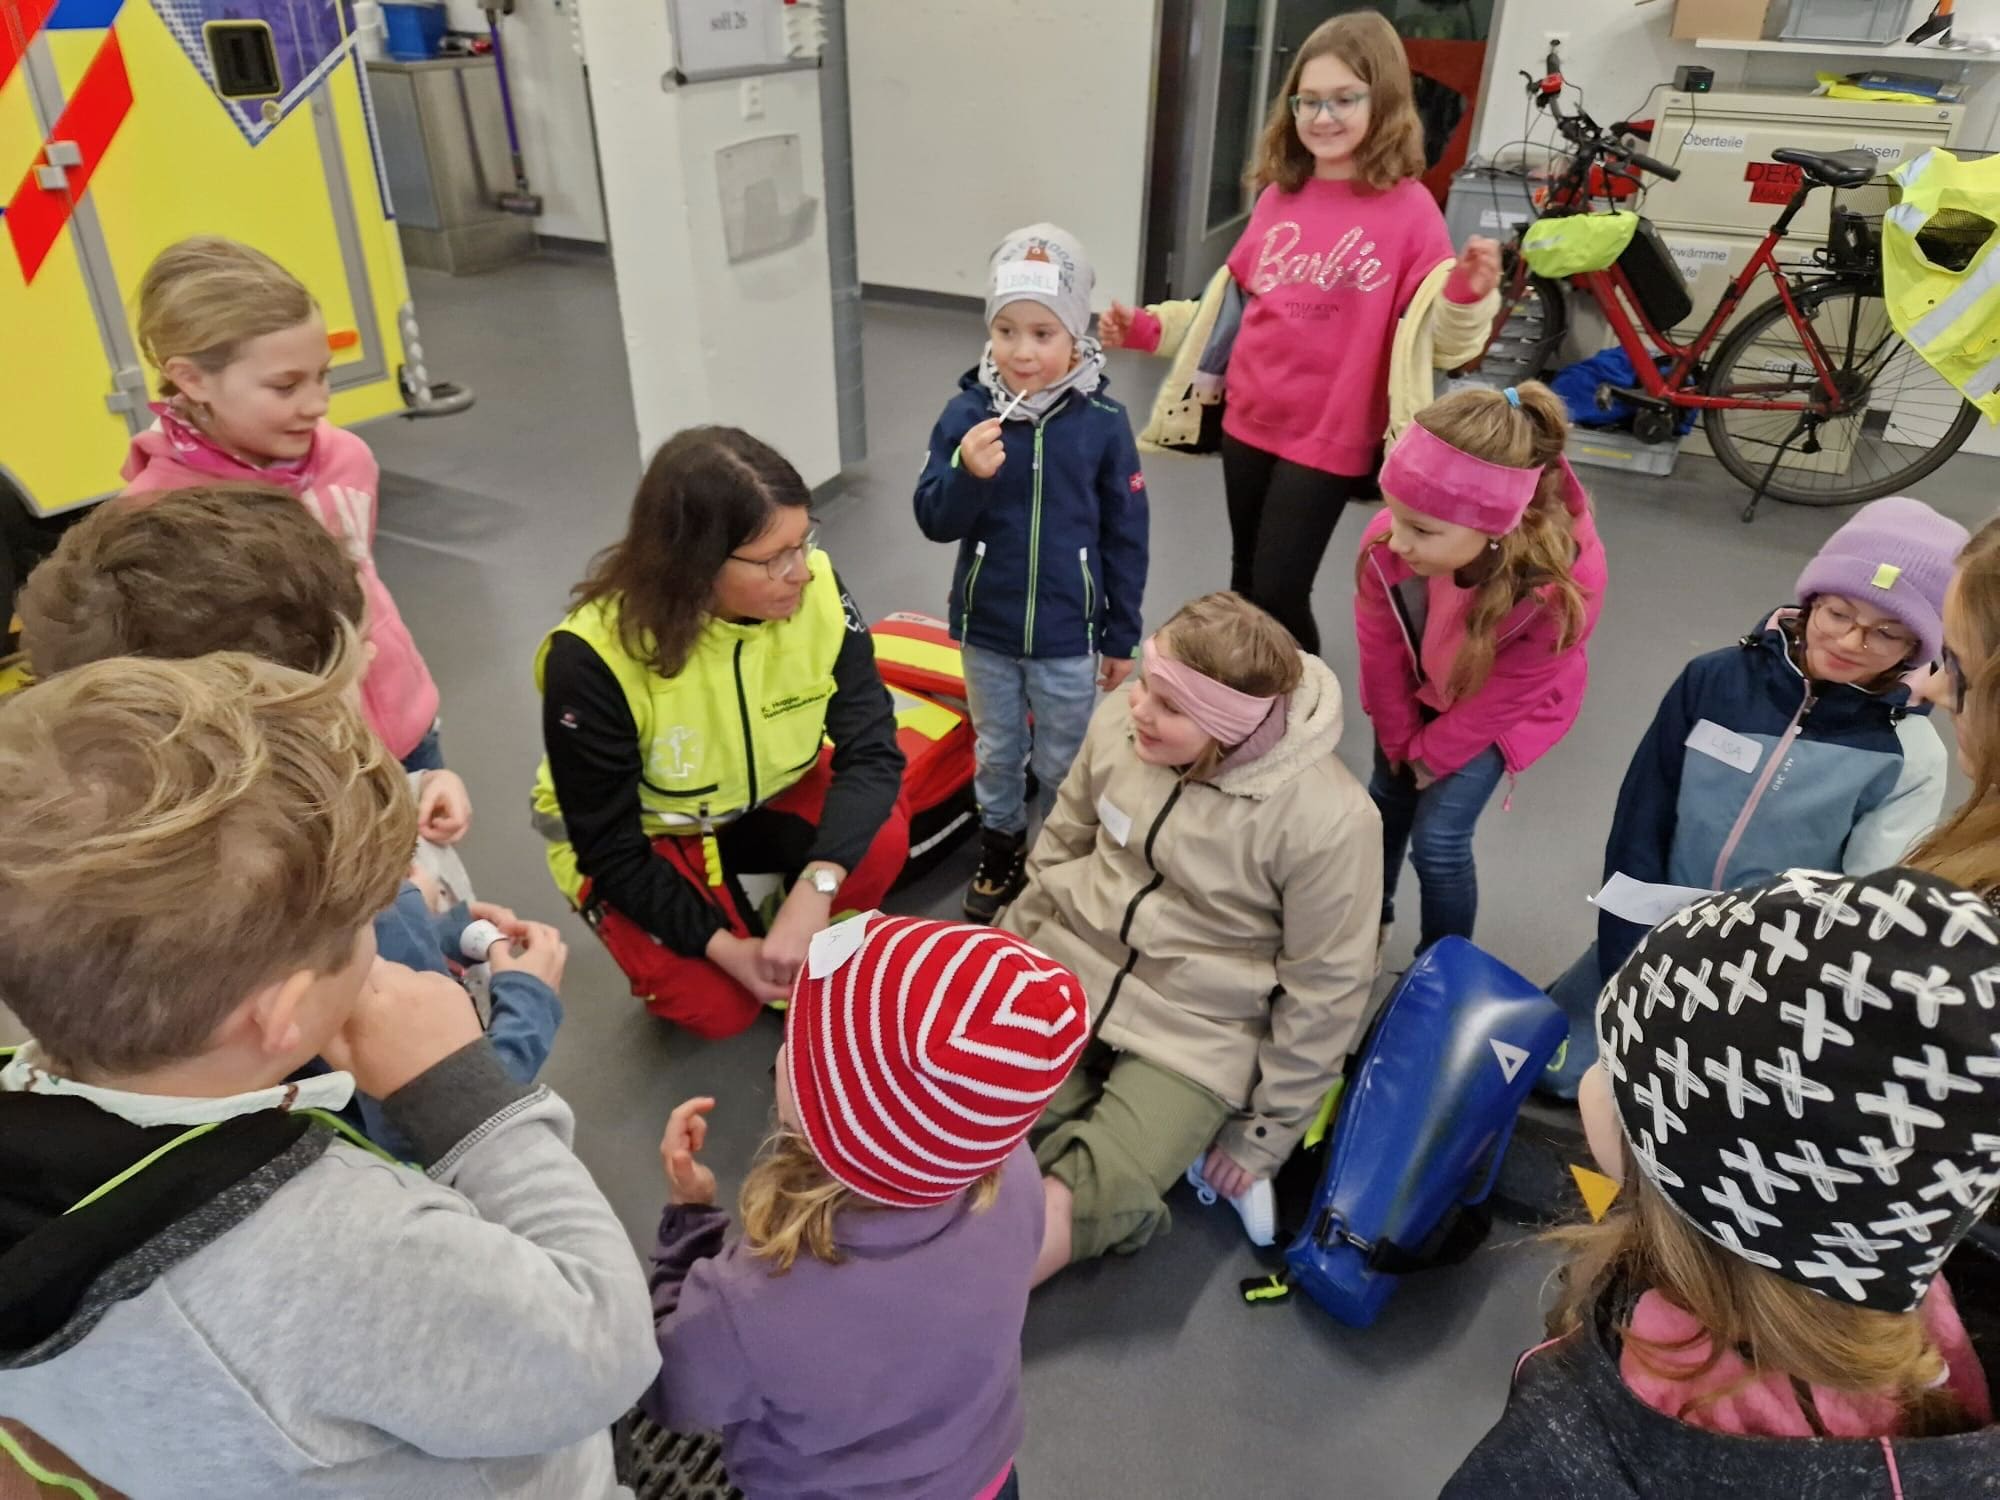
[[785, 911, 1089, 1207]]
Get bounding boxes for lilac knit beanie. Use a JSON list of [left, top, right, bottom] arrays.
[[1794, 497, 1968, 664]]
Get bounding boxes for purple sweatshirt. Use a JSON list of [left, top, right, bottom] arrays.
[[644, 1141, 1041, 1499]]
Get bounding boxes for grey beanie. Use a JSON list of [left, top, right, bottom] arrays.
[[985, 223, 1094, 339]]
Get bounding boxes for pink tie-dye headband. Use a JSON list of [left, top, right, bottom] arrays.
[[1379, 418, 1578, 536]]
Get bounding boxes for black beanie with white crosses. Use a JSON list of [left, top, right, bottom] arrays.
[[1597, 866, 2000, 1312]]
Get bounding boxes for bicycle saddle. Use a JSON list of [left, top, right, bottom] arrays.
[[1771, 147, 1879, 187]]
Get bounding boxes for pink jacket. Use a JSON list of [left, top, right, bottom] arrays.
[[120, 413, 440, 760], [1620, 1282, 1992, 1438], [1353, 478, 1606, 778]]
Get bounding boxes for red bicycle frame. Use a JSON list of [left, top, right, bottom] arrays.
[[1552, 188, 1845, 415]]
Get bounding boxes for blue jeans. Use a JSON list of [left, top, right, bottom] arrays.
[[962, 644, 1097, 836], [1539, 943, 1607, 1099], [399, 720, 445, 774], [1370, 741, 1505, 954]]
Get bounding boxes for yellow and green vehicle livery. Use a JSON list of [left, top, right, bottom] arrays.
[[0, 0, 464, 664]]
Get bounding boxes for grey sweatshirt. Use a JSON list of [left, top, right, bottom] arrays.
[[0, 1041, 660, 1497]]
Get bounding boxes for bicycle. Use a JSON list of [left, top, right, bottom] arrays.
[[1477, 51, 1979, 522]]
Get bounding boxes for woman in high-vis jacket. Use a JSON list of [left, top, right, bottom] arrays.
[[532, 427, 906, 1037]]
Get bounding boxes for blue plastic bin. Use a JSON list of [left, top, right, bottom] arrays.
[[381, 1, 445, 61]]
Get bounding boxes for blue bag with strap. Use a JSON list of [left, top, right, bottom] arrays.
[[1278, 937, 1566, 1328]]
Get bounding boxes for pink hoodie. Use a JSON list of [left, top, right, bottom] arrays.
[[120, 412, 440, 760], [1353, 477, 1607, 778], [1620, 1281, 1993, 1439]]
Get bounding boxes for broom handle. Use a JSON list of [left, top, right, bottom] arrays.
[[485, 6, 529, 189]]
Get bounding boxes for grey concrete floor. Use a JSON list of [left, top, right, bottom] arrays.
[[355, 251, 1994, 1499]]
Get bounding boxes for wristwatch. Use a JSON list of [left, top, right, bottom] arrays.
[[809, 866, 841, 897]]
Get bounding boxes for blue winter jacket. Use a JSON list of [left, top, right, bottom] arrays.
[[1594, 608, 1946, 974], [913, 371, 1149, 662]]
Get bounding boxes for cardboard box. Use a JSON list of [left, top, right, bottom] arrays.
[[1670, 0, 1773, 39]]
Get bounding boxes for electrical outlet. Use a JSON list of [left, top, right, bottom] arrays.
[[739, 77, 764, 119]]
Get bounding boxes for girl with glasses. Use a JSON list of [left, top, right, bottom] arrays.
[[1098, 11, 1500, 655], [1540, 497, 1966, 1099]]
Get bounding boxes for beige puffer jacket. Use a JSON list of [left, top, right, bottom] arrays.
[[999, 653, 1382, 1178], [1130, 260, 1499, 454]]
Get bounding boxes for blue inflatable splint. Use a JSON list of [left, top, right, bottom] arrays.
[[1282, 938, 1565, 1328]]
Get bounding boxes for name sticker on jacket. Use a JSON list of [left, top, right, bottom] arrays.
[[1096, 794, 1134, 847], [1685, 719, 1762, 775]]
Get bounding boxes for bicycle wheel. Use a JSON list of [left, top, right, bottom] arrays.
[[1478, 255, 1567, 385], [1702, 280, 1979, 507]]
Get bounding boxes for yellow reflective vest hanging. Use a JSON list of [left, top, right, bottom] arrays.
[[1884, 148, 2000, 421], [529, 566, 846, 903]]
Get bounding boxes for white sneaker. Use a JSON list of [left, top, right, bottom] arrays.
[[1186, 1160, 1277, 1247]]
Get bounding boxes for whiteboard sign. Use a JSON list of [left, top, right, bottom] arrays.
[[1682, 128, 1748, 154], [1667, 239, 1731, 281], [672, 0, 785, 79]]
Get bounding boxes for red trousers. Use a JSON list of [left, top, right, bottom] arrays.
[[579, 759, 910, 1038]]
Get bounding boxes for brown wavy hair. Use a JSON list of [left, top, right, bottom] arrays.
[[1250, 12, 1426, 195], [1153, 592, 1303, 781], [1368, 382, 1588, 701], [739, 1130, 1000, 1274], [1911, 515, 2000, 893], [1547, 1162, 1973, 1435], [571, 427, 810, 679], [20, 486, 364, 680]]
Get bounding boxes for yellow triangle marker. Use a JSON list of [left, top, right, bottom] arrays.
[[1571, 1165, 1622, 1223]]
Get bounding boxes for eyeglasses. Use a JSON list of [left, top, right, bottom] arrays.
[[1290, 91, 1370, 122], [728, 527, 818, 581], [1942, 644, 1970, 709], [1812, 599, 1915, 657]]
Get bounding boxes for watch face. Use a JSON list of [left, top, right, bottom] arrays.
[[812, 870, 839, 895]]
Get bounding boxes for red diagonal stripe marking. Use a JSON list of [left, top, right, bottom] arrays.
[[7, 27, 128, 283], [0, 0, 59, 95]]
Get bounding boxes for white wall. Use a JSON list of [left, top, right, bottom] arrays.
[[578, 3, 842, 484], [444, 0, 606, 243], [1472, 0, 1991, 165], [847, 0, 1157, 305]]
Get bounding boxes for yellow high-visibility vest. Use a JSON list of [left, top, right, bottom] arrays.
[[529, 564, 846, 902], [1884, 148, 2000, 421]]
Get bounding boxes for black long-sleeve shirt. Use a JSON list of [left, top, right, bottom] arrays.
[[541, 577, 903, 957]]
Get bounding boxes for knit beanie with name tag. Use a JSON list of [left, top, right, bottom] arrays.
[[786, 911, 1088, 1208], [1597, 865, 2000, 1312]]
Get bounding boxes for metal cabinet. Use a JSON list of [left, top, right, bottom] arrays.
[[1644, 89, 1961, 241], [366, 56, 533, 275]]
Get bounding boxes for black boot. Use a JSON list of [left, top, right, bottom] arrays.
[[963, 827, 1028, 924]]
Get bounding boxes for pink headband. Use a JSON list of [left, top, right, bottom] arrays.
[[1141, 638, 1279, 746], [1379, 420, 1578, 535]]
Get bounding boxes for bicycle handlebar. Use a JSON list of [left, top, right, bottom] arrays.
[[1625, 150, 1680, 182]]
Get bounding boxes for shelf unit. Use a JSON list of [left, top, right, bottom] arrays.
[[1692, 36, 2000, 63]]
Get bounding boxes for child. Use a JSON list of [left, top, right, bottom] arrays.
[[123, 236, 444, 774], [1445, 865, 2000, 1495], [914, 223, 1150, 923], [1098, 11, 1500, 655], [1541, 496, 1964, 1098], [1355, 381, 1607, 956], [646, 912, 1086, 1500], [15, 486, 564, 1154], [0, 652, 657, 1495], [998, 593, 1381, 1272], [1914, 512, 2000, 899]]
